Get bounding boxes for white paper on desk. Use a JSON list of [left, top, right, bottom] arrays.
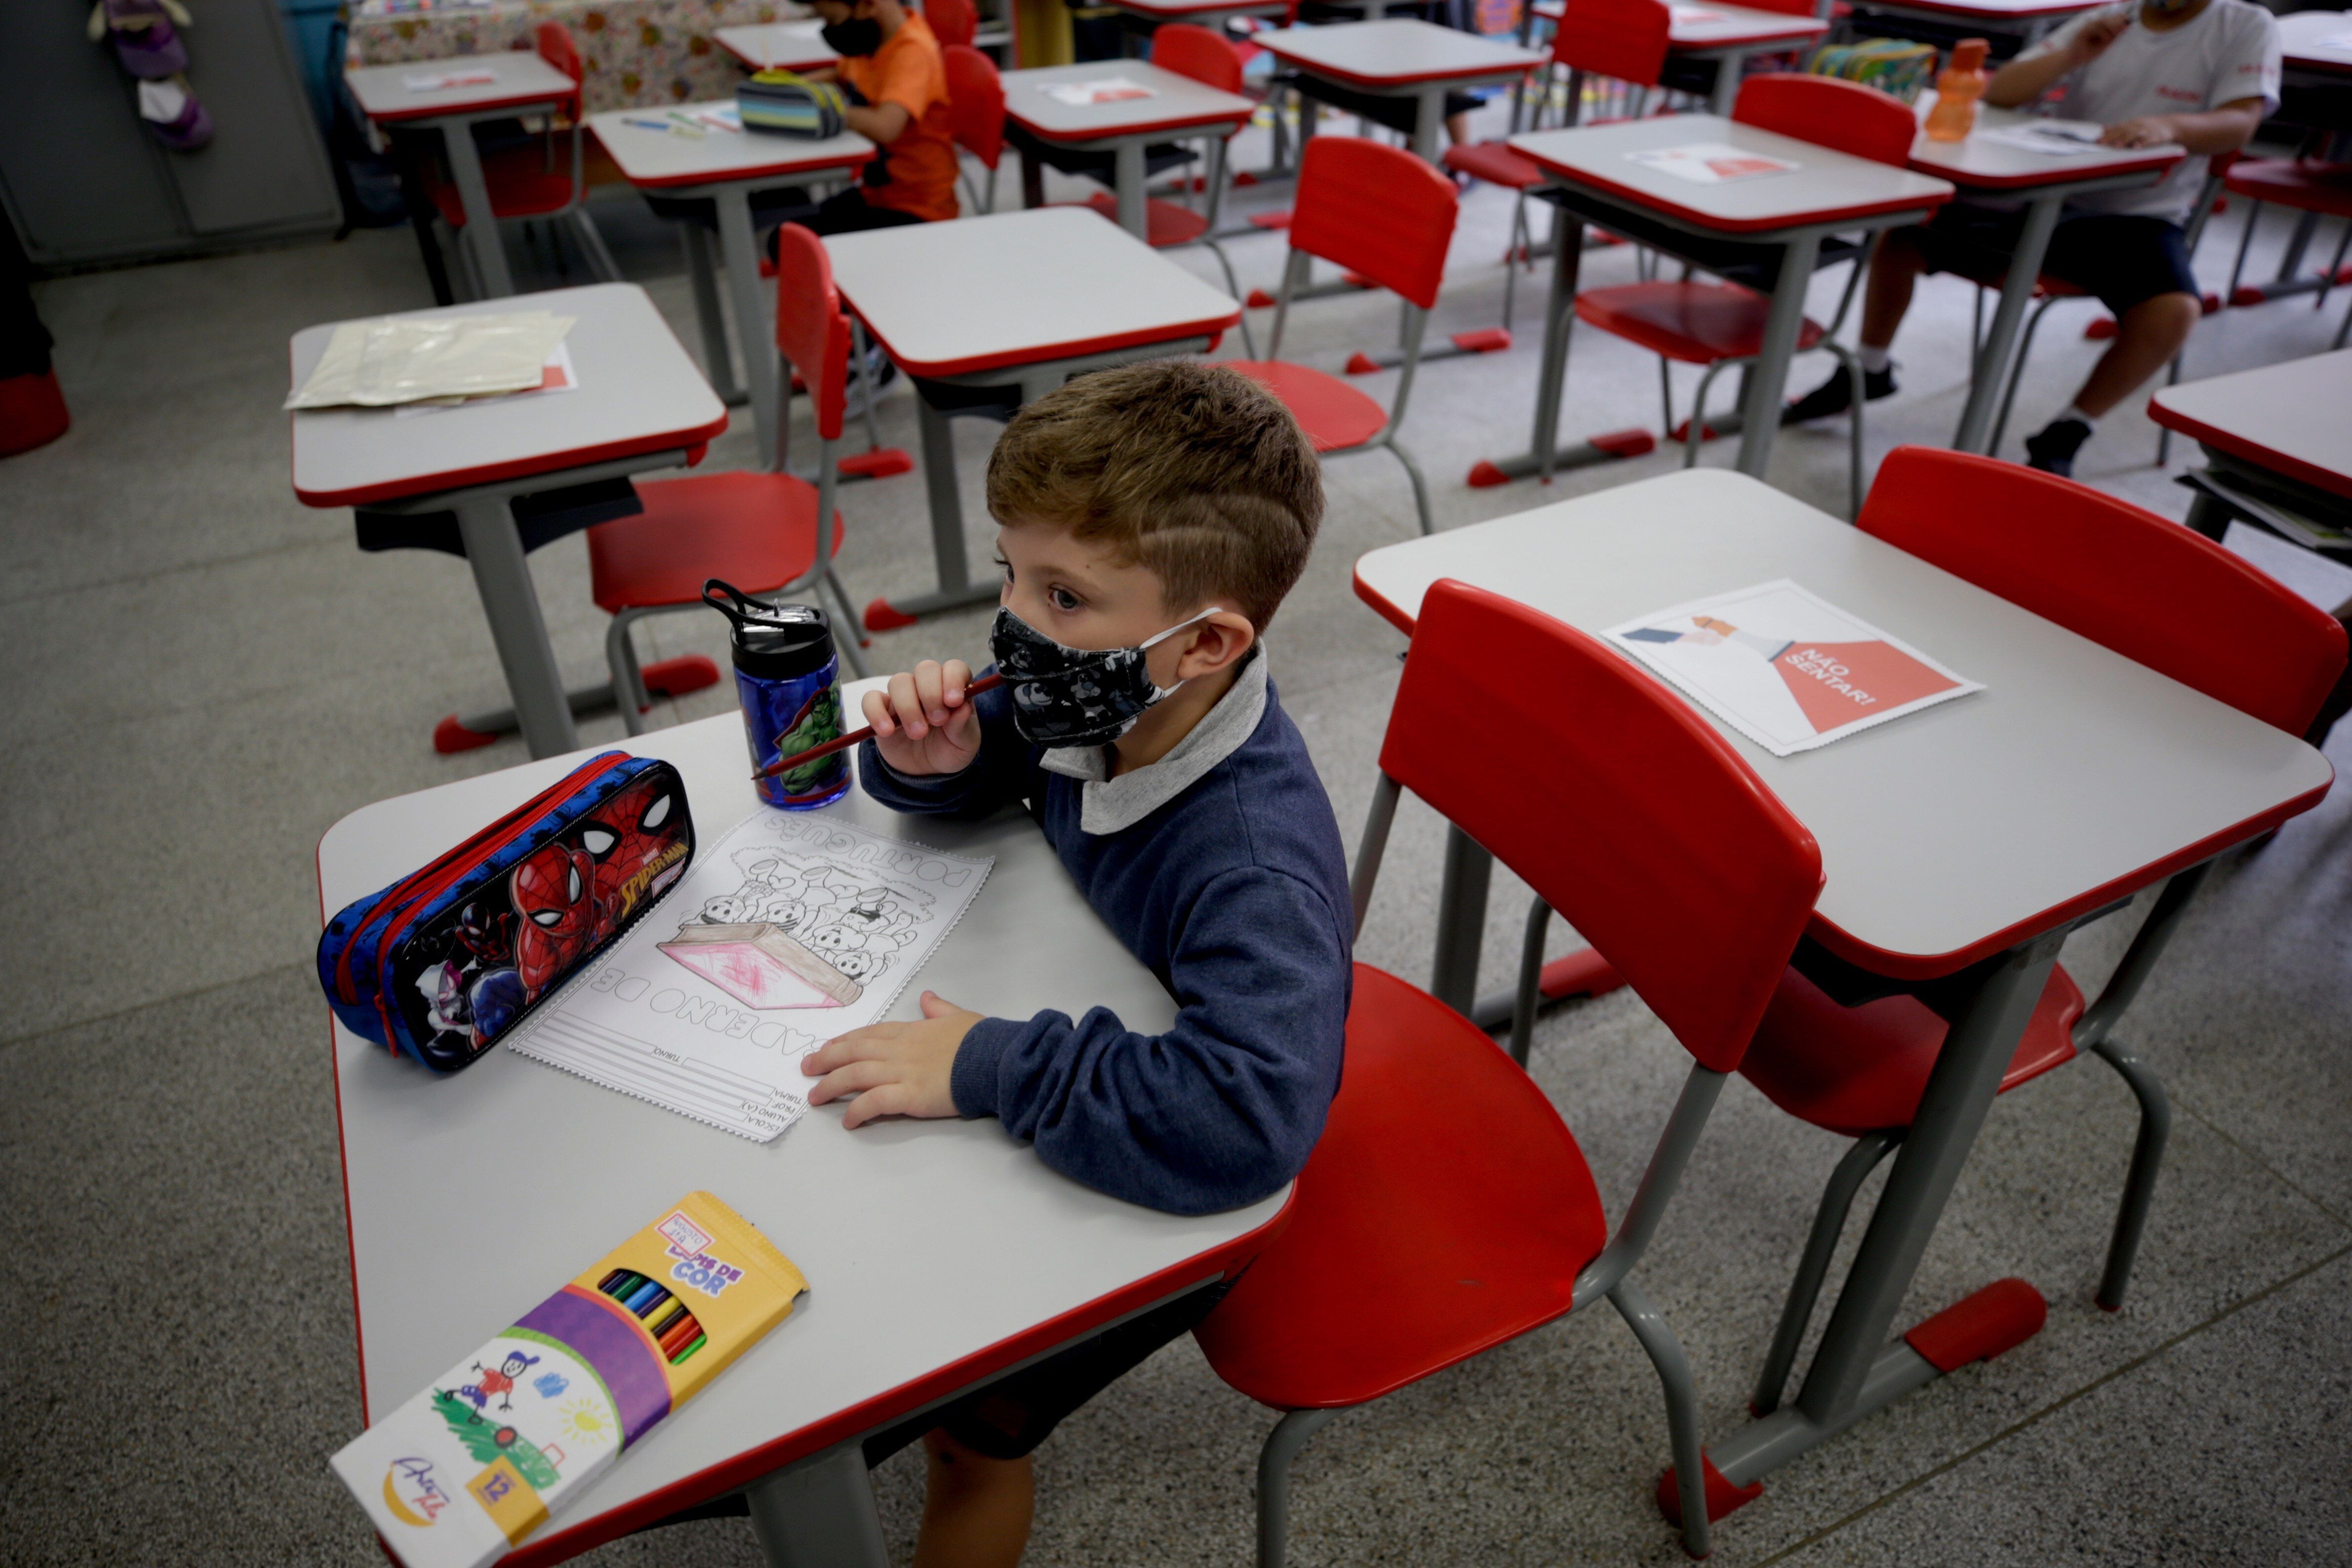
[[1604, 580, 1982, 756], [402, 67, 500, 90], [508, 810, 994, 1141], [1974, 118, 2109, 156], [286, 310, 575, 408], [1625, 141, 1799, 184], [1669, 6, 1729, 22], [1041, 76, 1157, 105], [688, 103, 745, 132], [392, 339, 577, 416]]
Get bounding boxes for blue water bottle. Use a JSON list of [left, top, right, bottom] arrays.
[[703, 580, 851, 811]]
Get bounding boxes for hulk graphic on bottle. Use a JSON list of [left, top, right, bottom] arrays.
[[766, 682, 846, 807]]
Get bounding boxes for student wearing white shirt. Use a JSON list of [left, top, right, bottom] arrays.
[[1786, 0, 2281, 476]]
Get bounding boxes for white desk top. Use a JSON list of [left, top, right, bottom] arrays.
[[1257, 19, 1544, 89], [2280, 9, 2352, 74], [1509, 113, 1953, 235], [823, 207, 1241, 379], [2149, 348, 2352, 502], [588, 104, 875, 190], [289, 284, 727, 509], [1907, 102, 2180, 191], [1662, 2, 1830, 49], [345, 50, 577, 123], [1001, 61, 1258, 142], [1847, 0, 2106, 17], [321, 714, 1288, 1558], [1353, 470, 2333, 976], [714, 21, 839, 72]]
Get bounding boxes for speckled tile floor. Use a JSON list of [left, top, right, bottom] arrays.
[[2, 89, 2347, 1567]]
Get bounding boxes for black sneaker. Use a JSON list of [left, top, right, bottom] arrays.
[[1783, 363, 1897, 424], [2023, 417, 2092, 478]]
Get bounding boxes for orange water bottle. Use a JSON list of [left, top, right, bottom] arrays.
[[1923, 38, 1990, 142]]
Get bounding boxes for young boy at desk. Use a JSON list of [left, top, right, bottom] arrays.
[[809, 361, 1350, 1565], [779, 0, 960, 234], [1785, 0, 2280, 476]]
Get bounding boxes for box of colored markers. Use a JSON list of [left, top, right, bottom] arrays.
[[331, 1192, 807, 1568]]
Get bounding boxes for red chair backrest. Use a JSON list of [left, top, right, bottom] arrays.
[[1860, 447, 2349, 735], [1731, 0, 1818, 15], [927, 0, 977, 49], [1550, 0, 1671, 91], [1288, 137, 1457, 311], [1154, 22, 1244, 95], [535, 21, 585, 121], [1734, 72, 1915, 168], [943, 43, 1004, 171], [772, 223, 854, 443], [1382, 580, 1823, 1073]]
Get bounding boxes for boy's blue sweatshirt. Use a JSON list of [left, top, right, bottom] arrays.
[[857, 670, 1351, 1216]]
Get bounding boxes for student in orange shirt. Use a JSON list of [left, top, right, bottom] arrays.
[[792, 0, 960, 233]]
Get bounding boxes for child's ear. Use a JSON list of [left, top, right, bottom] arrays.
[[1173, 611, 1257, 682]]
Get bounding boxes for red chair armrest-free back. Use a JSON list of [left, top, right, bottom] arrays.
[[535, 21, 585, 121], [1153, 22, 1245, 95], [1735, 72, 1914, 168], [927, 0, 977, 49], [943, 43, 1005, 170], [771, 224, 854, 443], [1550, 0, 1672, 89], [1287, 137, 1458, 312]]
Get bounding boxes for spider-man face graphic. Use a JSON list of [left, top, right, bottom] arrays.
[[577, 774, 690, 941], [511, 842, 600, 995]]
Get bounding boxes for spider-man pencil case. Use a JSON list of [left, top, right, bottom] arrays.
[[318, 752, 694, 1072], [329, 1190, 807, 1568]]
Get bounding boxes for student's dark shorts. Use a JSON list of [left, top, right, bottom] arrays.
[[1911, 204, 2200, 318], [860, 1279, 1233, 1465]]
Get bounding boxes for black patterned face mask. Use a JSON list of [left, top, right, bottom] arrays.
[[988, 606, 1220, 747]]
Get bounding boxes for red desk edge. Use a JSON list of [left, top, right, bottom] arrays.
[[849, 303, 1241, 379], [2148, 390, 2352, 502], [1005, 101, 1257, 142], [1351, 565, 2337, 980], [1908, 144, 2181, 192], [354, 82, 576, 124], [1258, 44, 1541, 91], [1515, 144, 1953, 235], [317, 832, 1296, 1568]]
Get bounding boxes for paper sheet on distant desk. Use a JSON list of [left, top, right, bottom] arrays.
[[1042, 76, 1156, 105], [1605, 580, 1981, 755], [1974, 119, 2110, 157], [1625, 142, 1798, 184], [510, 810, 992, 1140]]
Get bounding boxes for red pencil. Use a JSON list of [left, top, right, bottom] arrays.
[[751, 671, 1004, 782]]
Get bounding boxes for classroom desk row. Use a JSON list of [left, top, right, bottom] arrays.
[[318, 458, 2335, 1566]]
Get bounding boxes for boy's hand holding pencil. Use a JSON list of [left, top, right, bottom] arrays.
[[863, 658, 986, 778]]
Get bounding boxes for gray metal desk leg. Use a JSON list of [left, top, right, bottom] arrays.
[[1411, 87, 1444, 165], [441, 118, 516, 298], [682, 221, 748, 407], [452, 495, 580, 758], [745, 1443, 892, 1568], [1952, 193, 2063, 454], [1732, 230, 1820, 480], [1470, 204, 1591, 485], [1114, 139, 1149, 239], [715, 186, 783, 471], [1707, 48, 1747, 116], [1430, 823, 1493, 1018]]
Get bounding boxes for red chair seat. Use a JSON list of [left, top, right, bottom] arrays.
[[426, 145, 578, 226], [1738, 964, 2086, 1139], [587, 471, 842, 614], [2223, 158, 2352, 218], [1193, 965, 1609, 1411], [1576, 281, 1828, 365], [1224, 359, 1388, 452], [1443, 139, 1545, 190], [1075, 190, 1211, 247]]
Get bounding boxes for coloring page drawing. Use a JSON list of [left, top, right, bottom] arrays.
[[508, 811, 993, 1141]]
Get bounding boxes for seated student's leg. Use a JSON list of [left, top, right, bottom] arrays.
[[913, 1432, 1032, 1568], [2019, 215, 2201, 478], [1786, 224, 1934, 422]]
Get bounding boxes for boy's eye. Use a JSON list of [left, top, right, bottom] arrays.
[[1048, 587, 1082, 612], [993, 557, 1012, 582]]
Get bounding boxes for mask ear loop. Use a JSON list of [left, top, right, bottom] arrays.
[[1134, 606, 1229, 701]]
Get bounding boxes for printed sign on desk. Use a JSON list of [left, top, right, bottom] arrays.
[[1042, 77, 1157, 106], [1625, 142, 1799, 184], [1604, 580, 1981, 755]]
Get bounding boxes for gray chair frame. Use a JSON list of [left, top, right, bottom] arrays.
[[1260, 244, 1436, 535], [1244, 774, 1745, 1566], [605, 328, 874, 735]]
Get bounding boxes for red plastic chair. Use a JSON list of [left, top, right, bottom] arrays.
[[1500, 449, 2347, 1447], [1226, 137, 1456, 536], [1574, 74, 1910, 516], [585, 224, 871, 731], [1446, 0, 1674, 337], [2222, 153, 2352, 345], [944, 42, 1005, 215], [421, 23, 620, 289], [926, 0, 976, 48], [1194, 578, 1822, 1565]]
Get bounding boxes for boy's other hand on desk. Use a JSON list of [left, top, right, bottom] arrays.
[[2100, 115, 2173, 148], [804, 990, 981, 1127], [864, 659, 983, 777]]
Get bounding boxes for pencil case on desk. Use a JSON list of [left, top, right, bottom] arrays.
[[318, 752, 694, 1073], [330, 1190, 808, 1568], [738, 70, 849, 137]]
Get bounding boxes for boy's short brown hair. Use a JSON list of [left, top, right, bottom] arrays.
[[984, 361, 1323, 631]]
